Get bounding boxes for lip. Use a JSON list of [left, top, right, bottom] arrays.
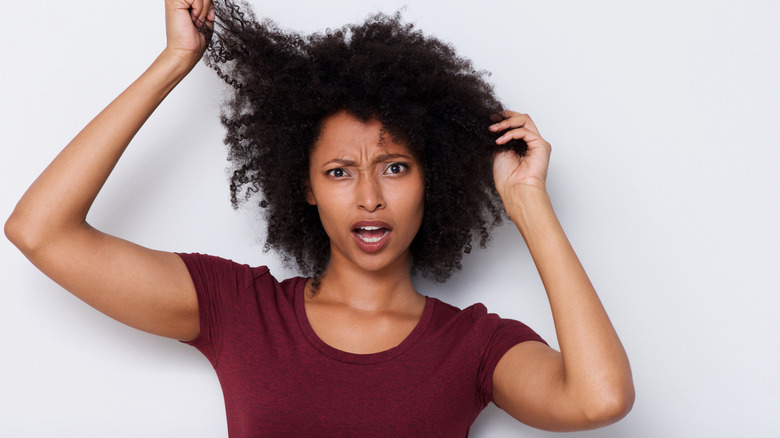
[[351, 220, 393, 253], [351, 220, 392, 230]]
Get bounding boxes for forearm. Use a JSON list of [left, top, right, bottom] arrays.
[[506, 186, 634, 415], [6, 50, 194, 250]]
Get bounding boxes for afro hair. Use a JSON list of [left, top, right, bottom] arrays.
[[202, 0, 527, 282]]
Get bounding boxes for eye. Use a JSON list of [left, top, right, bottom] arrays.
[[384, 162, 409, 175], [326, 167, 349, 178]]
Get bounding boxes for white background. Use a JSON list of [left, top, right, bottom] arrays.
[[2, 1, 778, 436]]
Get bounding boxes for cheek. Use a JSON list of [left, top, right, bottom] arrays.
[[309, 184, 350, 235], [313, 204, 342, 246], [401, 175, 426, 228]]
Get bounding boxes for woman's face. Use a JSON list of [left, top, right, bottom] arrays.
[[306, 111, 425, 275]]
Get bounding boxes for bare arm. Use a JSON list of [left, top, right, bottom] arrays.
[[489, 112, 634, 430], [4, 0, 215, 341]]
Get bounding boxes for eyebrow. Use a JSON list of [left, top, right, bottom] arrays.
[[323, 153, 413, 167]]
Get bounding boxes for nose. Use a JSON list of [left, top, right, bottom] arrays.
[[357, 173, 384, 212]]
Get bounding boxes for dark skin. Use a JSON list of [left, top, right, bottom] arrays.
[[5, 0, 633, 431], [303, 111, 427, 354]]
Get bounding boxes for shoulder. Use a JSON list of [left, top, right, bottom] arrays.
[[427, 298, 495, 333], [428, 297, 545, 346], [177, 252, 269, 280], [177, 252, 307, 297], [176, 252, 309, 295], [427, 298, 506, 326]]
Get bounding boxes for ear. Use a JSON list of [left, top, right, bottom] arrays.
[[304, 179, 316, 205]]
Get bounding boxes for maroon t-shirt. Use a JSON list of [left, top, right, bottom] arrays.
[[178, 252, 545, 437]]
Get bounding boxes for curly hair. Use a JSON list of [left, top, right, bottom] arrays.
[[202, 1, 527, 283]]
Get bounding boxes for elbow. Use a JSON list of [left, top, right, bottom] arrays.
[[5, 211, 51, 255], [5, 212, 29, 250], [6, 210, 93, 260], [583, 382, 635, 427]]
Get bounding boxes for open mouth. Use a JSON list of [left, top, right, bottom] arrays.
[[353, 226, 390, 243]]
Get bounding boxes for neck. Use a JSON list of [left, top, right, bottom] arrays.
[[313, 253, 421, 313]]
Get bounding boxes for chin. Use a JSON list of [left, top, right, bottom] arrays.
[[338, 246, 411, 276], [357, 255, 409, 275]]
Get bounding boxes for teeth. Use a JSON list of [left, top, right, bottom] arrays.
[[358, 226, 381, 231], [358, 233, 387, 243], [356, 229, 389, 243]]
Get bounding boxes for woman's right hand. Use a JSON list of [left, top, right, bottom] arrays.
[[164, 0, 215, 66]]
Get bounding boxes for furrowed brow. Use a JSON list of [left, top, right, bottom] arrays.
[[323, 154, 411, 167], [323, 158, 357, 167], [372, 153, 412, 163]]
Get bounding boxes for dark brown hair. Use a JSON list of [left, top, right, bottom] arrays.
[[203, 1, 527, 281]]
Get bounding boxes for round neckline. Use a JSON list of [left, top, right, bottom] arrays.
[[294, 277, 434, 365]]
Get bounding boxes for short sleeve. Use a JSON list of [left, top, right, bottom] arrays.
[[176, 253, 264, 365], [471, 303, 547, 408]]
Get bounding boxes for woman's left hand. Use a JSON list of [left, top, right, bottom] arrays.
[[490, 111, 552, 200]]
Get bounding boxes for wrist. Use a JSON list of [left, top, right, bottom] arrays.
[[502, 185, 556, 234], [501, 183, 548, 215], [158, 47, 202, 78]]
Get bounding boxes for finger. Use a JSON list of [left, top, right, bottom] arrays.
[[489, 110, 521, 124], [189, 0, 200, 18], [189, 0, 215, 32], [495, 110, 526, 122], [203, 8, 215, 32], [490, 113, 541, 136], [490, 112, 537, 131], [189, 0, 210, 24], [495, 127, 544, 147], [489, 115, 525, 131], [197, 0, 213, 23]]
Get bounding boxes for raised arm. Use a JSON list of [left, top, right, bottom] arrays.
[[4, 0, 215, 341], [489, 111, 634, 430]]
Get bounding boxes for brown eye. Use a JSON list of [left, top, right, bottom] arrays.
[[327, 168, 346, 178], [385, 162, 408, 175]]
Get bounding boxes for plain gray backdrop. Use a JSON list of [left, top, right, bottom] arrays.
[[2, 1, 778, 436]]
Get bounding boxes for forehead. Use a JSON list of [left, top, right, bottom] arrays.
[[311, 111, 413, 161]]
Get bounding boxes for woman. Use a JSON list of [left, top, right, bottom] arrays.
[[5, 0, 634, 435]]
